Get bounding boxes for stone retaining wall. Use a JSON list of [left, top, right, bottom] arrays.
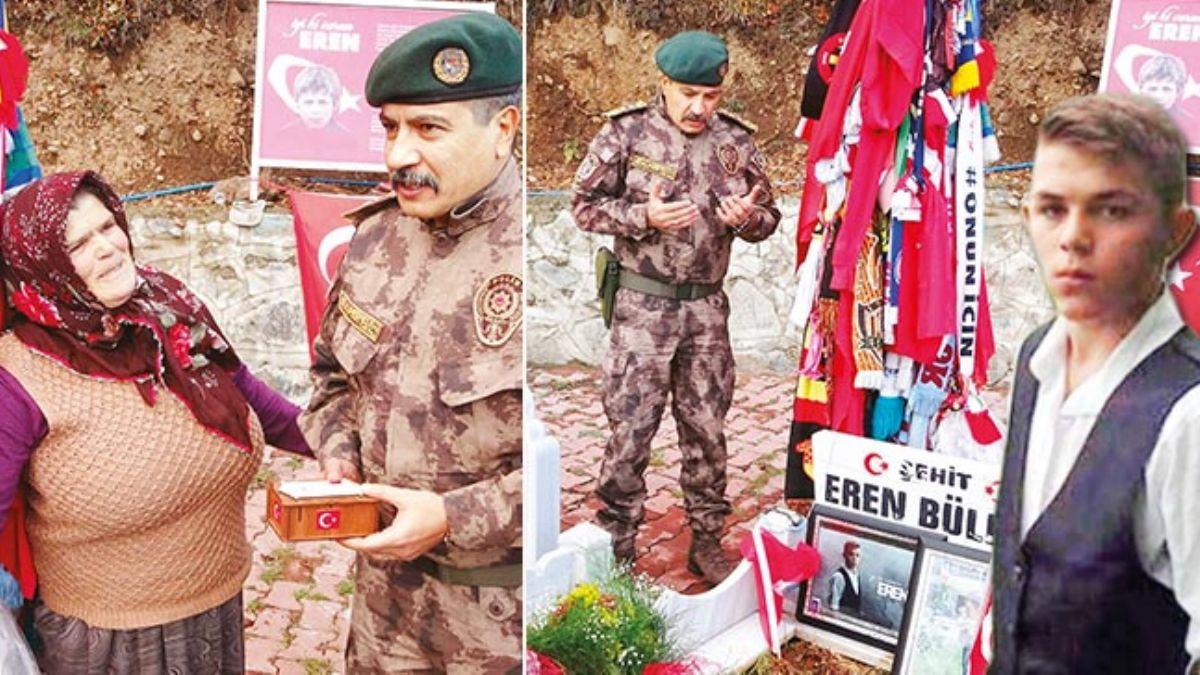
[[129, 210, 313, 403], [527, 191, 1055, 385]]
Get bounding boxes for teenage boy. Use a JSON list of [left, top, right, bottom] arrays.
[[991, 93, 1199, 673]]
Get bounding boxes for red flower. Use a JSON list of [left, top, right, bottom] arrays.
[[525, 650, 565, 674], [168, 322, 193, 368], [11, 282, 62, 327]]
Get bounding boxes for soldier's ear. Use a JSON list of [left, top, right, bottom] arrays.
[[492, 105, 520, 159], [1166, 203, 1196, 263]]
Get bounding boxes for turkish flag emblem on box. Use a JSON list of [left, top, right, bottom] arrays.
[[314, 509, 342, 531]]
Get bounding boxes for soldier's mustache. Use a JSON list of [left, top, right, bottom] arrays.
[[683, 113, 707, 123], [391, 169, 439, 192]]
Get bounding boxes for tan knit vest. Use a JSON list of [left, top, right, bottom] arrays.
[[0, 333, 264, 630]]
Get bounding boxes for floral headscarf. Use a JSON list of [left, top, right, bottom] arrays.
[[0, 171, 253, 452]]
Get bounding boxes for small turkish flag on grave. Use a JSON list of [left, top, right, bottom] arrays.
[[739, 524, 821, 655], [968, 594, 992, 675]]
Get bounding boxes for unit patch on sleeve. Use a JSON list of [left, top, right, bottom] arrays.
[[338, 292, 384, 343]]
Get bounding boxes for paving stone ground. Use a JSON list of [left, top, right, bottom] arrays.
[[530, 363, 795, 595], [243, 453, 355, 675]]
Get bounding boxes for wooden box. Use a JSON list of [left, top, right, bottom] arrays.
[[267, 481, 380, 541]]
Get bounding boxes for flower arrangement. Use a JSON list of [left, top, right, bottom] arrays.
[[527, 567, 699, 674]]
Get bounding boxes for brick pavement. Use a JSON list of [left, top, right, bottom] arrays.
[[243, 453, 355, 675], [530, 364, 795, 595]]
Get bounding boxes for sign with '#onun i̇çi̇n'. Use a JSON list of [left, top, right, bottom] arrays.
[[812, 431, 1000, 552]]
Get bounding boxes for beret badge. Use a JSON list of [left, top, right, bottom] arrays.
[[433, 47, 470, 85]]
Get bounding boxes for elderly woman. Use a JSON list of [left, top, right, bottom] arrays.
[[0, 171, 311, 673]]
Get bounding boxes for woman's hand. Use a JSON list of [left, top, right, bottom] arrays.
[[322, 457, 362, 484]]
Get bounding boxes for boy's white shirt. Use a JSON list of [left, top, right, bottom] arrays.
[[1017, 290, 1200, 666]]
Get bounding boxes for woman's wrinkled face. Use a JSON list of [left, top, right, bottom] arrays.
[[65, 191, 137, 308]]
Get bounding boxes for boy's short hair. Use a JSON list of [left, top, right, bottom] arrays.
[[1039, 94, 1187, 220], [294, 65, 341, 98], [1138, 54, 1188, 89]]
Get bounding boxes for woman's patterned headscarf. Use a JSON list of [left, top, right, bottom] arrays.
[[0, 171, 253, 452]]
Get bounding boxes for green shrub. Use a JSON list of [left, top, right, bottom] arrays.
[[527, 567, 679, 674]]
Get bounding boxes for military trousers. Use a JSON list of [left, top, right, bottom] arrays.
[[597, 287, 736, 544], [345, 555, 521, 674]]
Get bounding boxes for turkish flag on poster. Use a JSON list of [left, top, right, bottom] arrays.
[[1170, 180, 1200, 330], [288, 191, 375, 358]]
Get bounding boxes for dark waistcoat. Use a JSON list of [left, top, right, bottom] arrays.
[[990, 324, 1198, 674], [837, 567, 861, 613]]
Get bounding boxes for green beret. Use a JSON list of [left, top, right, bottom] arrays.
[[365, 12, 521, 106], [655, 31, 729, 86]]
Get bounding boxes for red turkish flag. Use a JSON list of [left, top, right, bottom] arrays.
[[287, 191, 375, 359], [1170, 180, 1200, 330], [0, 489, 36, 601], [739, 526, 821, 655], [968, 594, 992, 675]]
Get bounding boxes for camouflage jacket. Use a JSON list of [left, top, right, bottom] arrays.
[[299, 159, 523, 568], [571, 95, 781, 285]]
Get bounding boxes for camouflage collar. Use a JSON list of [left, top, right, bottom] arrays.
[[430, 158, 519, 239], [650, 93, 671, 124]]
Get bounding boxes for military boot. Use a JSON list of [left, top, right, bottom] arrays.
[[612, 533, 637, 568], [687, 533, 735, 585]]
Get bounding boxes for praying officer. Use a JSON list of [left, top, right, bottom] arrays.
[[571, 30, 780, 585], [298, 12, 523, 673]]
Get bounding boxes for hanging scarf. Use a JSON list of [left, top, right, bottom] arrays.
[[852, 220, 885, 388], [955, 95, 985, 384], [0, 171, 254, 452]]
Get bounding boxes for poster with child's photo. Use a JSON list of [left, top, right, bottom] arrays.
[[1100, 0, 1200, 151], [799, 506, 928, 651]]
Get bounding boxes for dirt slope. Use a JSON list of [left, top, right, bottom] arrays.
[[528, 1, 1111, 191]]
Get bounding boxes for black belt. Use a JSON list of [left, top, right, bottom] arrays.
[[617, 268, 721, 301], [409, 556, 522, 588]]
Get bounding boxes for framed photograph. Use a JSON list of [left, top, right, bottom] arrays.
[[798, 505, 932, 652], [892, 540, 990, 675]]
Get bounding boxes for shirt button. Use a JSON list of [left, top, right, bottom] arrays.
[[1013, 564, 1025, 582]]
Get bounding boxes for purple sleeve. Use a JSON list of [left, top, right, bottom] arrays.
[[0, 368, 46, 531], [233, 365, 314, 458]]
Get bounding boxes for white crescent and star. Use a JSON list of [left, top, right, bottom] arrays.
[[316, 511, 339, 530], [1170, 261, 1194, 292], [318, 225, 355, 284]]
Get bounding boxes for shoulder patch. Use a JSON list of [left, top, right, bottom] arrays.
[[603, 101, 648, 119], [342, 194, 396, 224], [717, 109, 758, 134]]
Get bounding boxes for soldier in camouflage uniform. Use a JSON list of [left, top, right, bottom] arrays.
[[298, 14, 523, 674], [571, 31, 781, 584]]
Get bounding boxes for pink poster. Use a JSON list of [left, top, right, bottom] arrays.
[[253, 0, 493, 172], [1100, 0, 1200, 151]]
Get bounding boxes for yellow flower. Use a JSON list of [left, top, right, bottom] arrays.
[[565, 583, 602, 609]]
